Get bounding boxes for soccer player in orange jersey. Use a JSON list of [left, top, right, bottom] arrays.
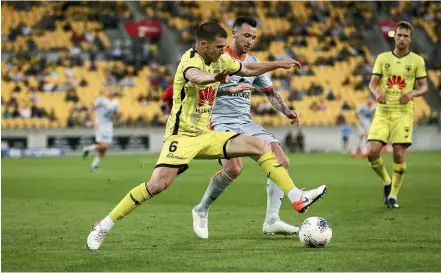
[[367, 21, 428, 208]]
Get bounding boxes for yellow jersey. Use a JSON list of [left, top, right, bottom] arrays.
[[164, 47, 242, 138], [372, 51, 426, 114]]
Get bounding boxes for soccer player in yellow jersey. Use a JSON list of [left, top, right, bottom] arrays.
[[86, 21, 327, 250], [367, 21, 428, 209]]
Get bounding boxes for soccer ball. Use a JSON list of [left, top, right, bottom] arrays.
[[299, 217, 332, 248]]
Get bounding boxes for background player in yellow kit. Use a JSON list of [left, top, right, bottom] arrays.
[[86, 21, 327, 250], [367, 21, 428, 209]]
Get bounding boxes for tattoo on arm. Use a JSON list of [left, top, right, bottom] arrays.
[[265, 88, 291, 116]]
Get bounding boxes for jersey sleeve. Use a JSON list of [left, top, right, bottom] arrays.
[[220, 54, 242, 75], [254, 73, 274, 92], [180, 51, 204, 81], [415, 56, 427, 79], [372, 54, 383, 76]]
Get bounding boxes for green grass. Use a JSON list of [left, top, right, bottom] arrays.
[[2, 152, 441, 272]]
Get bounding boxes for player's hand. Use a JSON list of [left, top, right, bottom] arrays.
[[374, 92, 387, 104], [286, 110, 300, 126], [277, 59, 302, 70], [214, 71, 230, 83], [228, 83, 254, 93], [399, 92, 413, 104]]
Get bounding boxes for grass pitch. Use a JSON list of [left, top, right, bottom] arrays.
[[2, 152, 441, 271]]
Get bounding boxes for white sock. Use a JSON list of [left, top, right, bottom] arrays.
[[91, 156, 101, 168], [100, 215, 115, 231], [384, 181, 391, 186], [265, 178, 283, 224], [196, 170, 234, 213], [287, 187, 303, 203], [85, 144, 97, 152]]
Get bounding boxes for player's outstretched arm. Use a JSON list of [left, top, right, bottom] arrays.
[[185, 68, 229, 85], [369, 75, 386, 104], [238, 59, 302, 77], [265, 88, 299, 126]]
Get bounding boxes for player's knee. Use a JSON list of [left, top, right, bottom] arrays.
[[246, 137, 270, 156], [257, 140, 272, 155], [224, 161, 243, 179], [367, 144, 380, 161], [278, 156, 290, 169]]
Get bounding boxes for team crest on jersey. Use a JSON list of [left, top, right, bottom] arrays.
[[196, 87, 215, 113], [386, 75, 406, 90], [385, 63, 390, 71], [405, 65, 412, 72]]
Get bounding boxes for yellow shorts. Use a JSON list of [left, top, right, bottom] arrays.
[[155, 131, 240, 175], [367, 113, 413, 146]]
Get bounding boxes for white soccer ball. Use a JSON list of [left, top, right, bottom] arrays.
[[299, 217, 332, 248]]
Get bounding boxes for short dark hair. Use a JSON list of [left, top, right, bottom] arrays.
[[233, 16, 257, 29], [195, 21, 227, 42], [395, 21, 413, 37]]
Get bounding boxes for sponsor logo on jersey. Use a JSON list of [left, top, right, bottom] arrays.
[[386, 75, 406, 90], [166, 153, 188, 160], [198, 86, 215, 107]]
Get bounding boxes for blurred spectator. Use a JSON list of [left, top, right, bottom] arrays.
[[30, 88, 40, 103], [89, 61, 98, 71], [341, 122, 352, 152], [19, 104, 31, 118], [326, 88, 336, 101], [3, 107, 14, 119], [318, 99, 328, 111], [336, 112, 346, 125], [296, 130, 305, 153], [13, 84, 22, 93], [160, 81, 174, 115], [7, 95, 18, 108], [284, 131, 295, 153], [342, 101, 352, 111], [65, 88, 79, 103], [288, 89, 304, 101], [65, 65, 74, 78], [30, 103, 44, 118], [48, 108, 57, 122], [310, 101, 321, 112]]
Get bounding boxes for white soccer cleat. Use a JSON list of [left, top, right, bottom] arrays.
[[192, 206, 208, 239], [263, 220, 299, 235], [87, 221, 109, 250], [292, 185, 327, 213]]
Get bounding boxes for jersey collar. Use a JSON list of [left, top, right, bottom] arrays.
[[391, 50, 410, 59], [225, 46, 246, 62]]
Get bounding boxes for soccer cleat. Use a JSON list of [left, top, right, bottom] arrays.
[[90, 166, 99, 172], [82, 148, 89, 159], [87, 221, 109, 250], [387, 197, 399, 209], [263, 220, 299, 235], [192, 206, 208, 239], [292, 185, 327, 213], [383, 184, 391, 204]]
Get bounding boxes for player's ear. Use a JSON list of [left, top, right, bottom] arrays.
[[200, 40, 207, 50], [232, 29, 237, 38]]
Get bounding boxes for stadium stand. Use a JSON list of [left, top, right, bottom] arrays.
[[2, 1, 439, 129]]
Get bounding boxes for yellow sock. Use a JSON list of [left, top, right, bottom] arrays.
[[257, 152, 295, 194], [109, 182, 153, 221], [369, 157, 391, 184], [390, 163, 406, 198]]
